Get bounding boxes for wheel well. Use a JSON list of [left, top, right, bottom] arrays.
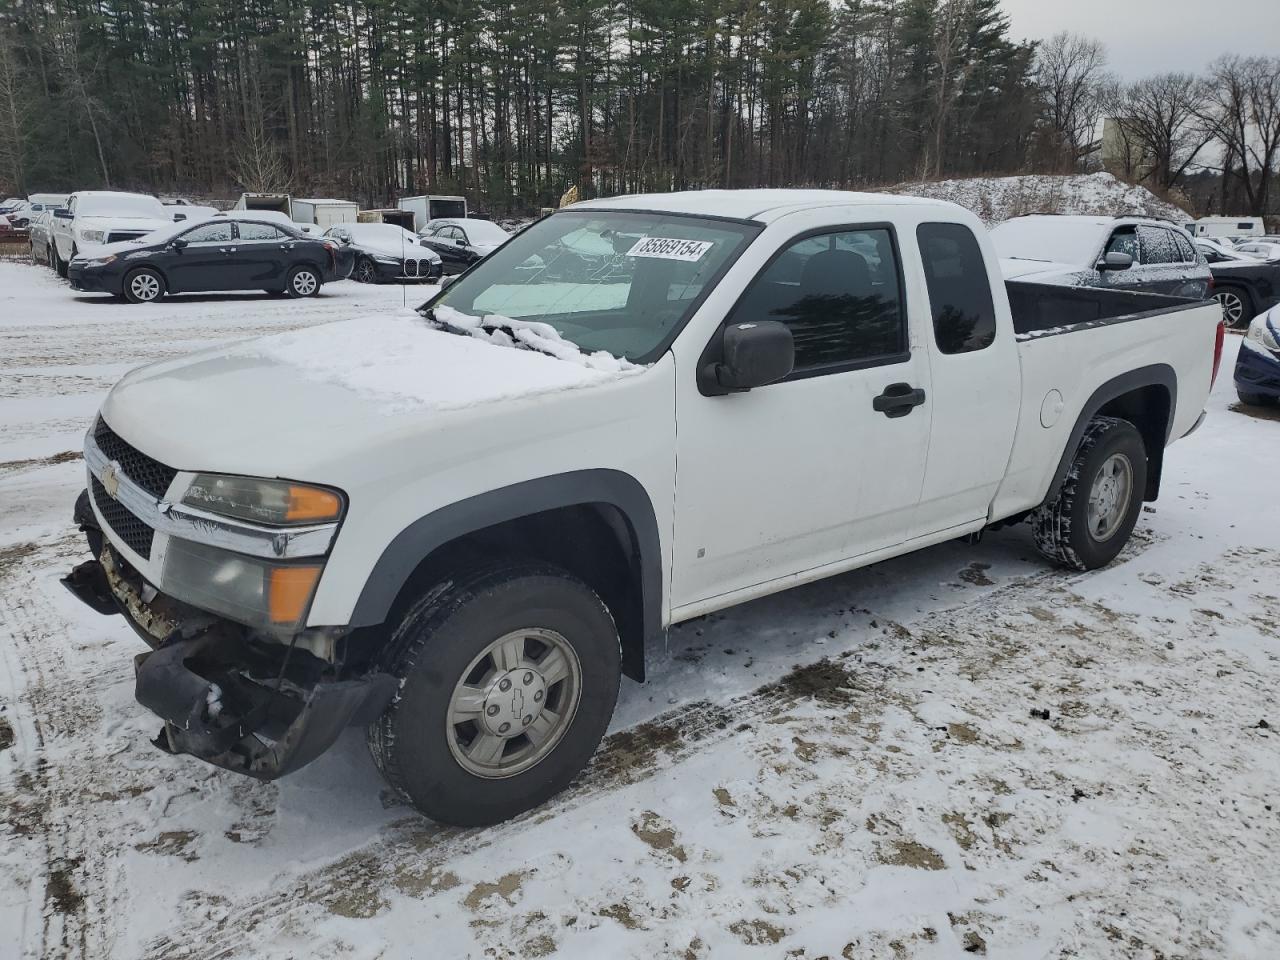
[[353, 503, 647, 682], [1095, 384, 1171, 500]]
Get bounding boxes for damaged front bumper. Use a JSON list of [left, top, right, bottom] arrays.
[[63, 490, 397, 780]]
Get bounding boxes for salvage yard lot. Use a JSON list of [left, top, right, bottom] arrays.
[[0, 259, 1277, 959]]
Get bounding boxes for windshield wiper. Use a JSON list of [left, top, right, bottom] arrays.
[[421, 306, 566, 362]]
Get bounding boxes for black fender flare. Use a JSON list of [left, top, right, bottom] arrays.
[[1044, 363, 1177, 506], [347, 469, 664, 681]]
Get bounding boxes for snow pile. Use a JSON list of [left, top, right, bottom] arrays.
[[252, 310, 642, 414], [433, 303, 642, 374], [886, 172, 1191, 226]]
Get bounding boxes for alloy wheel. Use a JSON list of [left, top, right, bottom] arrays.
[[1215, 290, 1245, 328], [292, 270, 318, 296], [130, 273, 160, 302]]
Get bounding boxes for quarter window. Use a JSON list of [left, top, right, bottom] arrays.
[[917, 222, 997, 355], [1137, 225, 1179, 265], [183, 222, 233, 244], [731, 228, 906, 372], [1173, 232, 1197, 263]]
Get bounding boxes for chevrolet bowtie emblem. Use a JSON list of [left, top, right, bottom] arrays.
[[101, 462, 121, 499]]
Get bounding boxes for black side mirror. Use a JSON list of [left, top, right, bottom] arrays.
[[54, 208, 72, 219], [703, 321, 795, 393], [455, 238, 466, 247], [1098, 251, 1133, 272], [170, 237, 188, 250], [172, 212, 186, 221]]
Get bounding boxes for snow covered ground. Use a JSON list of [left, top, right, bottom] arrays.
[[1, 259, 1278, 959], [887, 173, 1190, 226]]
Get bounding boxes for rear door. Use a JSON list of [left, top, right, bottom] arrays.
[[912, 222, 1021, 535], [232, 221, 291, 289], [1136, 224, 1200, 297]]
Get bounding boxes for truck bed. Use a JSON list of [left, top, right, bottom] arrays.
[[1005, 281, 1204, 339], [991, 282, 1222, 522]]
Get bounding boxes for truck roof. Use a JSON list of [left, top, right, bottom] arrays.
[[572, 189, 953, 223]]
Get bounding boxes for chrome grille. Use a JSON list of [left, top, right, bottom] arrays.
[[94, 417, 177, 499], [91, 475, 154, 559]]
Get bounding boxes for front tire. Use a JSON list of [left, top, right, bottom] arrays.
[[1214, 286, 1253, 329], [122, 267, 165, 304], [52, 244, 68, 278], [354, 257, 379, 284], [286, 265, 321, 298], [368, 562, 621, 826], [1031, 416, 1147, 571]]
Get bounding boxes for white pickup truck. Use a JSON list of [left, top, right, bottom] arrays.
[[63, 190, 1224, 826], [50, 190, 177, 277]]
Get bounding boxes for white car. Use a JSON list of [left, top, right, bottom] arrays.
[[49, 191, 178, 277], [64, 189, 1222, 827], [1235, 241, 1280, 262]]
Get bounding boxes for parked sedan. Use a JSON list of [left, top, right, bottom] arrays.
[[67, 218, 354, 303], [1234, 308, 1280, 406], [1236, 241, 1280, 262], [325, 222, 442, 283], [28, 210, 54, 265], [1196, 240, 1280, 328], [418, 218, 511, 274]]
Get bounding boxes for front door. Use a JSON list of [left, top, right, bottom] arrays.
[[165, 221, 239, 293], [671, 224, 933, 611]]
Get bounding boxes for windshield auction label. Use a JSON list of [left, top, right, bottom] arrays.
[[626, 237, 714, 262]]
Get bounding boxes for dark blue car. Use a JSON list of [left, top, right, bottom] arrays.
[[1235, 309, 1280, 406]]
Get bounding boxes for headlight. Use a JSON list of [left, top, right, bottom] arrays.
[[86, 255, 116, 267], [1247, 316, 1280, 352], [79, 229, 105, 243], [162, 537, 322, 634], [182, 474, 345, 526]]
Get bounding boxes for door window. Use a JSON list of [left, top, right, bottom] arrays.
[[731, 228, 906, 373], [917, 222, 997, 354], [1173, 232, 1197, 263], [1106, 228, 1138, 261], [1136, 225, 1180, 265], [182, 222, 233, 244], [239, 222, 284, 241]]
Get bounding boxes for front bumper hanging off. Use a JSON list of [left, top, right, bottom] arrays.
[[63, 489, 397, 780]]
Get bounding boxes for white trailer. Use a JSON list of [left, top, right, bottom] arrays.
[[1190, 217, 1265, 239], [397, 195, 468, 231], [234, 193, 293, 218], [292, 198, 359, 230]]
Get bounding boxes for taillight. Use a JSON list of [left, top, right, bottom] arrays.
[[1211, 318, 1225, 389]]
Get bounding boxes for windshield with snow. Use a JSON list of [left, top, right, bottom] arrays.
[[76, 194, 168, 220], [431, 211, 758, 362], [990, 218, 1106, 265]]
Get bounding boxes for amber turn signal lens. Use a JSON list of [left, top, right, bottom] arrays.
[[267, 565, 323, 625], [285, 485, 343, 523]]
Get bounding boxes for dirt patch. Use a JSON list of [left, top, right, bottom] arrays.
[[1230, 401, 1280, 422], [942, 812, 978, 851], [959, 562, 995, 587], [598, 902, 642, 929], [768, 658, 858, 705], [463, 871, 527, 911], [712, 786, 735, 808], [392, 864, 461, 898], [879, 840, 945, 870], [631, 810, 688, 863], [594, 716, 684, 783], [947, 722, 979, 744], [0, 542, 39, 579], [326, 886, 388, 919], [729, 918, 786, 945], [0, 714, 12, 752], [0, 450, 81, 477], [46, 858, 85, 915], [523, 934, 557, 956], [135, 830, 200, 862]]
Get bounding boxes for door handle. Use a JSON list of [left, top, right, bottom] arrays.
[[873, 382, 927, 418]]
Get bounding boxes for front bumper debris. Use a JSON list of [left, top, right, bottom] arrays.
[[137, 630, 397, 780], [65, 489, 397, 780]]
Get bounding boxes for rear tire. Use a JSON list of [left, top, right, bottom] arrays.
[[1031, 416, 1147, 571], [286, 265, 321, 298], [122, 267, 165, 304], [368, 561, 621, 826], [1214, 285, 1253, 329]]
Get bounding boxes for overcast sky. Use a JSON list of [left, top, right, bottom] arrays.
[[1001, 0, 1280, 79]]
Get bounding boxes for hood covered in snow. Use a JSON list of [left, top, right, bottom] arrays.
[[99, 311, 646, 480]]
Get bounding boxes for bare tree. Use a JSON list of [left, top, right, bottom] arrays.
[[1035, 32, 1112, 170], [49, 22, 111, 186], [231, 116, 292, 193], [929, 0, 976, 179], [0, 26, 29, 192], [1106, 73, 1213, 190], [1200, 56, 1280, 216]]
